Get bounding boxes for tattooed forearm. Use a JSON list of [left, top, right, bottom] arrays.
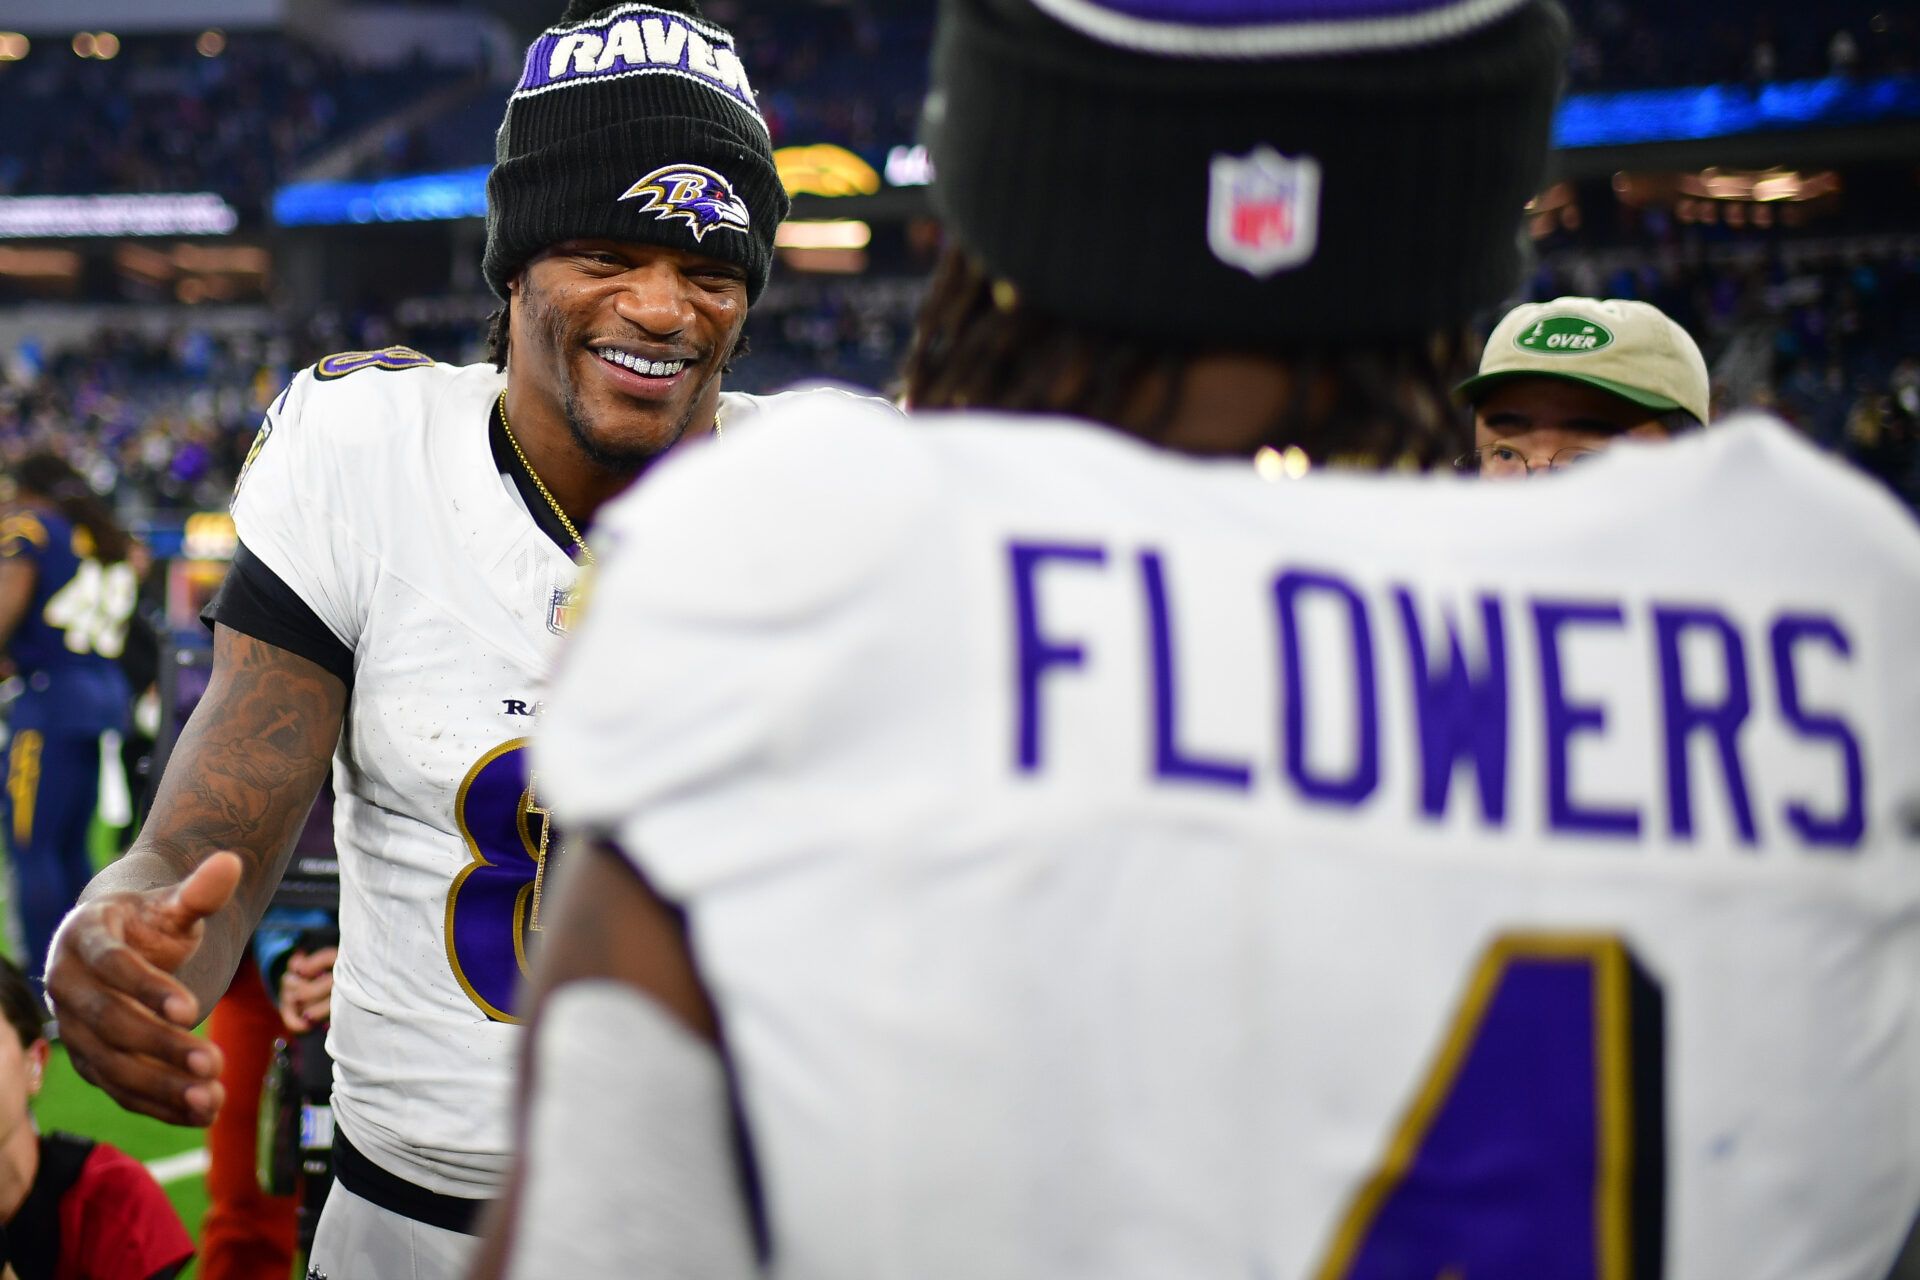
[[80, 623, 347, 1008]]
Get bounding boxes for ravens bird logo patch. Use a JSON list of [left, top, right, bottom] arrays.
[[618, 163, 751, 242]]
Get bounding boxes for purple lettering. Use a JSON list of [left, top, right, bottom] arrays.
[[1533, 600, 1639, 837], [1654, 607, 1757, 844], [1010, 541, 1107, 772], [1396, 590, 1509, 825], [1770, 615, 1865, 849], [1140, 551, 1251, 790], [1276, 570, 1379, 806]]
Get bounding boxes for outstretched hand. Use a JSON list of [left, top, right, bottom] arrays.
[[45, 852, 244, 1127]]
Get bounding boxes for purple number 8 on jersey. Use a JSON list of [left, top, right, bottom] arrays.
[[444, 739, 549, 1023]]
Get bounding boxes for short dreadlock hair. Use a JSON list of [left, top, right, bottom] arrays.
[[904, 249, 1476, 471]]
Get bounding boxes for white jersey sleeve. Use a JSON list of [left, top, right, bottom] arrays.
[[535, 395, 928, 885], [229, 358, 412, 651]]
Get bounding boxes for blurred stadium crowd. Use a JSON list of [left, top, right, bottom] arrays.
[[0, 31, 481, 214], [0, 0, 1917, 522], [9, 239, 1918, 518], [0, 6, 937, 204], [6, 2, 1916, 205], [1562, 0, 1917, 88]]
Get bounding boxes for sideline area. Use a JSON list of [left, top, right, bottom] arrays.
[[38, 1041, 210, 1277], [10, 820, 211, 1276]]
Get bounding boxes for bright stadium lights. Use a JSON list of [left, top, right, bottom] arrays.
[[773, 145, 881, 198], [1253, 446, 1310, 481], [70, 32, 119, 59], [774, 220, 872, 250], [776, 220, 873, 274], [115, 244, 173, 285], [172, 244, 267, 274], [1609, 167, 1843, 231], [181, 513, 238, 562], [0, 34, 29, 61], [197, 30, 226, 57], [0, 247, 80, 280], [273, 168, 490, 226], [884, 144, 935, 187], [1553, 74, 1920, 149], [0, 193, 239, 238]]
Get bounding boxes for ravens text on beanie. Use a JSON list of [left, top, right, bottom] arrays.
[[483, 1, 789, 302]]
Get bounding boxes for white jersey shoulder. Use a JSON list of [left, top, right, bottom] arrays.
[[248, 345, 473, 480], [583, 388, 925, 632], [716, 382, 903, 431], [541, 406, 1920, 1279], [232, 349, 505, 646]]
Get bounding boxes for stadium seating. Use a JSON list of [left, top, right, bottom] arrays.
[[0, 0, 1916, 525], [0, 31, 481, 217]]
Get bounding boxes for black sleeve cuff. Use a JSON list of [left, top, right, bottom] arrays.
[[202, 542, 355, 688]]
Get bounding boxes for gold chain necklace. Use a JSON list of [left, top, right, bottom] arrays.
[[497, 391, 594, 564], [494, 391, 727, 566]]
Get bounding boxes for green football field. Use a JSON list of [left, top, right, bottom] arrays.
[[17, 821, 215, 1279]]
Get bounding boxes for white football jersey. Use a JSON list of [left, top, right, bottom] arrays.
[[231, 348, 883, 1195], [538, 401, 1920, 1280]]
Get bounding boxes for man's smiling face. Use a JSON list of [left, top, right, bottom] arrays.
[[509, 238, 750, 473]]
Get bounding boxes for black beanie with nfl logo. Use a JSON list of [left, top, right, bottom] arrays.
[[483, 0, 789, 301], [924, 0, 1570, 343]]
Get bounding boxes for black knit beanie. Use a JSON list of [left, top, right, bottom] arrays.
[[926, 0, 1570, 343], [483, 0, 788, 301]]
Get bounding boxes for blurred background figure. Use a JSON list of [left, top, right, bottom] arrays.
[[1456, 296, 1710, 476], [197, 900, 335, 1280], [0, 952, 192, 1279], [0, 453, 134, 984], [196, 959, 297, 1280]]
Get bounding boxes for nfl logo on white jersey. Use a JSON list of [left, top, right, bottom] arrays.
[[547, 586, 578, 636], [1208, 145, 1320, 278]]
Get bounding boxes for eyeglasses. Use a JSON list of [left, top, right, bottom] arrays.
[[1452, 444, 1601, 478]]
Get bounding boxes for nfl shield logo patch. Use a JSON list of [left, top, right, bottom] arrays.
[[546, 587, 578, 636], [1207, 147, 1321, 278]]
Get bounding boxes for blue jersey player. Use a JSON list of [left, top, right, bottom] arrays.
[[0, 454, 136, 981]]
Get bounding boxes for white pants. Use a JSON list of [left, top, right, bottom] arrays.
[[308, 1181, 478, 1280]]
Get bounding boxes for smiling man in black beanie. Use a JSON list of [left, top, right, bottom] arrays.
[[481, 0, 791, 518], [488, 0, 1920, 1276], [42, 6, 887, 1280]]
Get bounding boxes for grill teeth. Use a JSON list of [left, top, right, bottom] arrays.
[[599, 350, 684, 376]]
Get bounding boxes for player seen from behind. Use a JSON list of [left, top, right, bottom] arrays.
[[483, 0, 1920, 1277]]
